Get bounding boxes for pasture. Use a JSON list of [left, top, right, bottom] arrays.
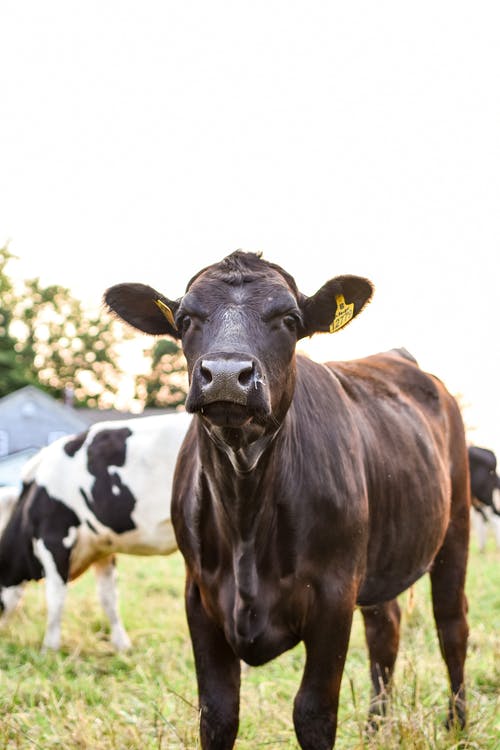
[[0, 539, 498, 749]]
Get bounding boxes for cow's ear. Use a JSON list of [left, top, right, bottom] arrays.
[[104, 283, 181, 339], [298, 275, 374, 339]]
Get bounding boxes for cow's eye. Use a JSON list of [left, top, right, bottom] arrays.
[[180, 316, 192, 334], [283, 314, 299, 331]]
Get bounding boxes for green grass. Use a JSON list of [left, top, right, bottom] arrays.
[[0, 535, 498, 749]]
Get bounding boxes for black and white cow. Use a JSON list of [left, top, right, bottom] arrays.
[[468, 445, 500, 551], [0, 411, 191, 651]]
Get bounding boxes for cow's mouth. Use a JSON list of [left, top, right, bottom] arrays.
[[200, 402, 254, 428]]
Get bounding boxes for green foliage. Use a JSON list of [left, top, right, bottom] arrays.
[[0, 246, 35, 395], [0, 540, 498, 749], [14, 276, 125, 408], [136, 338, 188, 408], [0, 245, 126, 407], [1, 243, 188, 409]]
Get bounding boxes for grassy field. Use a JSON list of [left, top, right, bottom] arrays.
[[0, 535, 498, 749]]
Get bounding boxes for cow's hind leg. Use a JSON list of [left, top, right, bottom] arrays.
[[430, 521, 469, 729], [33, 539, 68, 651], [94, 555, 131, 651], [360, 598, 401, 727]]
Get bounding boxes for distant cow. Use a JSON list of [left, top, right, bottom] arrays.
[[105, 250, 470, 750], [468, 445, 500, 551], [0, 411, 191, 651]]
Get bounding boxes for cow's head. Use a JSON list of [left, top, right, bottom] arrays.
[[105, 251, 373, 443]]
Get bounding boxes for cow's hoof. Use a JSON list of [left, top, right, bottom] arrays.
[[41, 641, 60, 653], [445, 696, 467, 731], [111, 631, 132, 652], [365, 692, 388, 734]]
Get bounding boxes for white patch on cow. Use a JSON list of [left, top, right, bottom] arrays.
[[33, 538, 67, 651], [112, 483, 120, 496], [0, 486, 19, 537], [0, 584, 25, 620], [492, 487, 500, 513], [94, 557, 131, 651], [63, 526, 78, 549], [111, 412, 192, 546]]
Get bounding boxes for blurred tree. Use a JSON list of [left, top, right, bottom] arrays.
[[13, 277, 125, 408], [1, 245, 187, 410], [0, 245, 34, 396], [135, 338, 188, 408]]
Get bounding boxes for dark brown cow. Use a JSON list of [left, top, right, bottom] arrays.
[[105, 251, 470, 750]]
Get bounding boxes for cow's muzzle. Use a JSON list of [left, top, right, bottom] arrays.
[[186, 352, 271, 425]]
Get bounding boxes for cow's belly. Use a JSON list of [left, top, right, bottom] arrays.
[[358, 482, 451, 605], [68, 520, 177, 579], [112, 520, 177, 555]]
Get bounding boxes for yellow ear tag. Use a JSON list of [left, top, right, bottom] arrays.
[[329, 294, 354, 333], [155, 299, 177, 329]]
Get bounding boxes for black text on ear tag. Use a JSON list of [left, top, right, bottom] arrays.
[[329, 294, 354, 333]]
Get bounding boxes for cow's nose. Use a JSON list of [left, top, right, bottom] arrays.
[[199, 358, 255, 404]]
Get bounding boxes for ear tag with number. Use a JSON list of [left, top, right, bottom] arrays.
[[329, 294, 354, 333], [155, 299, 177, 330]]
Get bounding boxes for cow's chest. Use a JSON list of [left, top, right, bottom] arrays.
[[200, 550, 307, 666], [194, 490, 322, 666], [186, 455, 362, 664]]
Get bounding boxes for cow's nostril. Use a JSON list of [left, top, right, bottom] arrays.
[[238, 364, 254, 388], [200, 363, 213, 384]]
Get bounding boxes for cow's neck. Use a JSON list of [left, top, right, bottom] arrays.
[[204, 423, 282, 476], [200, 419, 282, 539], [197, 416, 298, 632]]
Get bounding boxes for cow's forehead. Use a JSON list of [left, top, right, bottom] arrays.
[[184, 263, 299, 309], [186, 252, 299, 292]]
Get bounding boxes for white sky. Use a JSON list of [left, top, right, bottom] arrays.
[[0, 2, 499, 448]]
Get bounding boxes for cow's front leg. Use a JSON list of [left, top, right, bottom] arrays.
[[293, 597, 355, 750], [185, 576, 240, 750]]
